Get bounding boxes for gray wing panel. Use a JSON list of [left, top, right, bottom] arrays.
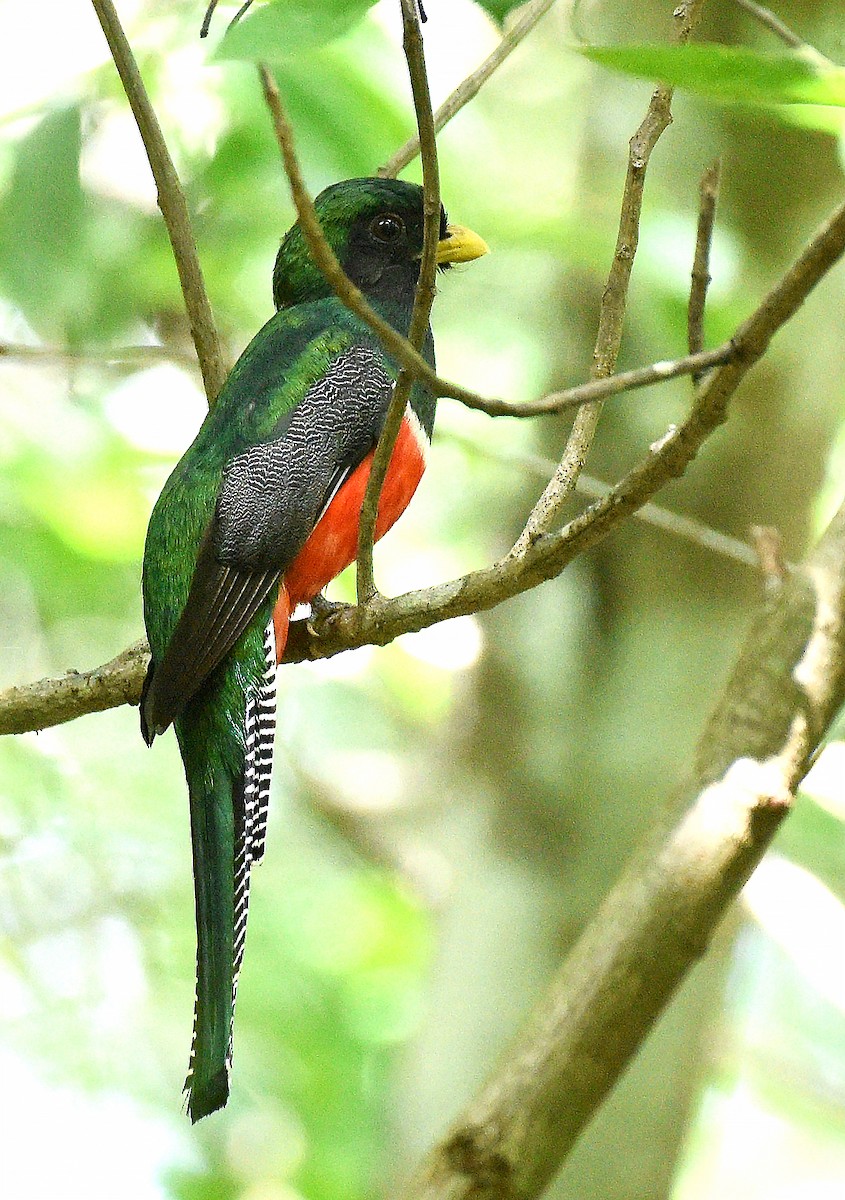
[[142, 346, 392, 736], [215, 345, 393, 572]]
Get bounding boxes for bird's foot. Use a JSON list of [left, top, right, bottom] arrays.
[[307, 592, 352, 637]]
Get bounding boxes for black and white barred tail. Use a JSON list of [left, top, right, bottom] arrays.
[[185, 618, 277, 1120], [232, 618, 278, 1001]]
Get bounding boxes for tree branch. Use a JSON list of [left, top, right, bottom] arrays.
[[510, 0, 708, 558], [0, 334, 734, 415], [446, 432, 763, 570], [91, 0, 228, 402], [0, 341, 199, 370], [732, 0, 805, 48], [0, 641, 149, 736], [6, 177, 845, 736], [379, 0, 560, 179], [245, 184, 845, 658], [688, 158, 721, 381], [356, 0, 441, 602], [257, 63, 441, 385], [256, 49, 732, 425], [399, 499, 845, 1200]]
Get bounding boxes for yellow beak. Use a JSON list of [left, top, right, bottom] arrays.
[[435, 223, 489, 265]]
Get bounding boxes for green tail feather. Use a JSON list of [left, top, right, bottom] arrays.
[[179, 726, 240, 1123], [166, 617, 273, 1122]]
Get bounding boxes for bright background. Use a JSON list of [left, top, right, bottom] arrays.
[[1, 1, 845, 1198]]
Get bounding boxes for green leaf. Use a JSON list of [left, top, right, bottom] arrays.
[[0, 106, 86, 338], [579, 43, 845, 107], [214, 0, 378, 64], [474, 0, 529, 23]]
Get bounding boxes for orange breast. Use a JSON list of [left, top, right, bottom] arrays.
[[272, 413, 427, 657]]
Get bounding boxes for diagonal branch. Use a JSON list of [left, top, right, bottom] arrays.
[[399, 496, 845, 1200], [91, 0, 228, 402], [257, 64, 439, 385], [446, 432, 763, 570], [379, 0, 560, 179], [732, 0, 805, 48]]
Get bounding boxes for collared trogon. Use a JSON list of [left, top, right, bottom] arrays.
[[140, 177, 487, 1120]]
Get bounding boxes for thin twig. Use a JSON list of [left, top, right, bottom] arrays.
[[254, 30, 733, 425], [327, 328, 732, 420], [201, 0, 254, 38], [0, 341, 199, 370], [582, 474, 762, 567], [91, 0, 228, 402], [446, 431, 762, 569], [200, 0, 220, 37], [484, 345, 733, 414], [8, 176, 845, 735], [356, 0, 441, 602], [380, 0, 560, 178], [257, 66, 437, 374], [510, 0, 708, 558], [256, 60, 739, 425], [732, 0, 805, 48], [688, 158, 722, 382], [0, 335, 731, 414]]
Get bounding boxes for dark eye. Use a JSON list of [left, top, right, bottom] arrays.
[[369, 213, 405, 244]]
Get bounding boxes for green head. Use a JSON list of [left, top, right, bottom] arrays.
[[272, 177, 487, 310]]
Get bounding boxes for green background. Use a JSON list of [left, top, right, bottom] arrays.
[[1, 1, 844, 1198]]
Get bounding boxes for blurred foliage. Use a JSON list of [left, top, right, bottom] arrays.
[[215, 0, 380, 65], [473, 0, 532, 22], [1, 1, 845, 1199], [580, 43, 845, 108]]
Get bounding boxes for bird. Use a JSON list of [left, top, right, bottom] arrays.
[[140, 176, 487, 1121]]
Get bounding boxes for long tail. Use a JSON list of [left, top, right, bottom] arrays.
[[182, 619, 278, 1122]]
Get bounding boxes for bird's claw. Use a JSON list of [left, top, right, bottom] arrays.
[[307, 593, 351, 637]]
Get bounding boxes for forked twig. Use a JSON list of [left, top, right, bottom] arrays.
[[510, 0, 709, 558], [258, 65, 733, 423]]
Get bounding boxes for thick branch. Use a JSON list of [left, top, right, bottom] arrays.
[[400, 500, 845, 1200], [0, 642, 149, 735], [91, 0, 227, 401]]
